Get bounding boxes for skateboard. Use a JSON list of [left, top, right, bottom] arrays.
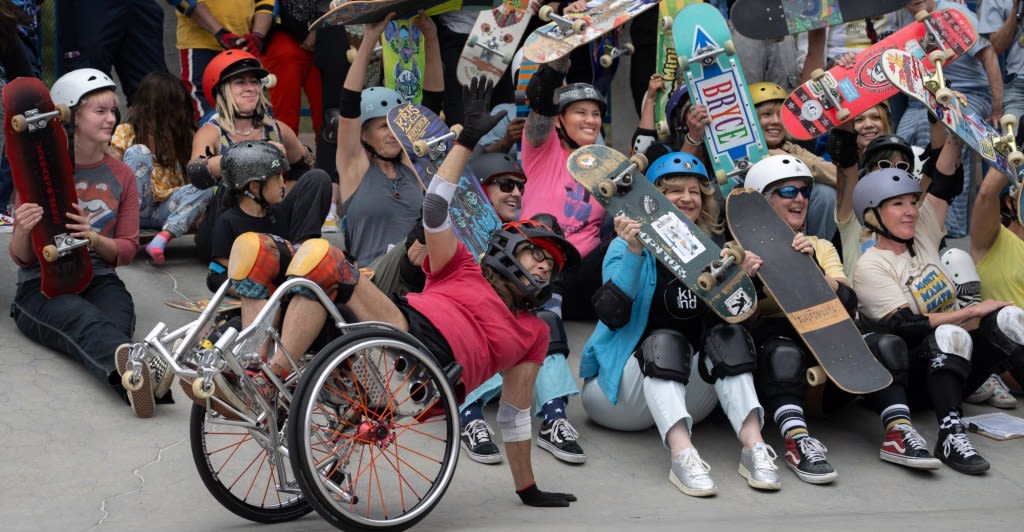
[[780, 8, 976, 140], [3, 77, 97, 298], [589, 28, 632, 138], [310, 0, 493, 29], [655, 0, 700, 139], [673, 3, 768, 185], [387, 103, 503, 260], [512, 48, 538, 161], [382, 17, 425, 103], [344, 24, 384, 87], [457, 0, 533, 87], [881, 48, 1024, 196], [520, 0, 659, 64], [165, 295, 242, 314], [567, 144, 757, 323], [730, 0, 906, 41], [726, 188, 892, 394]]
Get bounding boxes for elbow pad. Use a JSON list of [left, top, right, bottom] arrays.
[[835, 283, 858, 318], [422, 176, 456, 233], [340, 87, 362, 120], [927, 163, 964, 204], [526, 64, 564, 117], [884, 307, 933, 346], [632, 128, 656, 157]]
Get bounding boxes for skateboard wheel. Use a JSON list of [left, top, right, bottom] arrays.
[[1000, 114, 1018, 130], [806, 366, 827, 387], [724, 241, 745, 263], [412, 139, 429, 157], [597, 179, 617, 198], [538, 5, 553, 21], [10, 114, 27, 132], [42, 244, 59, 262], [263, 73, 277, 90], [914, 10, 928, 22], [192, 377, 215, 400], [600, 54, 613, 68], [122, 370, 144, 392], [810, 68, 825, 81], [655, 120, 668, 136], [662, 16, 673, 31], [927, 49, 946, 66], [697, 272, 716, 291], [623, 43, 635, 56], [86, 232, 99, 247], [56, 104, 70, 122], [1009, 150, 1024, 168], [346, 47, 357, 63], [935, 88, 954, 105], [715, 169, 727, 185], [572, 20, 588, 35], [836, 108, 851, 121], [723, 40, 735, 56], [630, 153, 648, 172], [467, 34, 478, 48], [450, 124, 463, 139]]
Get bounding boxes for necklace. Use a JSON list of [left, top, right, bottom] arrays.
[[390, 171, 402, 200], [234, 122, 256, 136]]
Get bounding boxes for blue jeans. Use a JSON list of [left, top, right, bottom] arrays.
[[807, 183, 837, 240], [124, 145, 214, 236], [1003, 76, 1024, 129], [460, 354, 581, 416]]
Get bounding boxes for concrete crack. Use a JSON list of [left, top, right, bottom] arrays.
[[86, 436, 187, 531]]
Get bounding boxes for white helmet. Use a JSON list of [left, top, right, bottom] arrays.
[[744, 154, 813, 195], [51, 68, 116, 108]]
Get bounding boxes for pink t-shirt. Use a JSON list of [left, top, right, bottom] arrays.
[[521, 126, 604, 257], [406, 244, 548, 392]]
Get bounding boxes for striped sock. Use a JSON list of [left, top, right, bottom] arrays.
[[774, 404, 808, 440], [881, 404, 912, 430], [146, 231, 172, 265]]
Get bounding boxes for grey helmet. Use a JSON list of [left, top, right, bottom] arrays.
[[468, 152, 526, 186], [221, 140, 290, 191], [852, 168, 922, 227], [556, 82, 606, 114]]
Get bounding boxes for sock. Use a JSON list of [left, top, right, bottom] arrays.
[[881, 404, 912, 430], [939, 410, 963, 432], [461, 401, 484, 425], [774, 404, 808, 440], [146, 230, 172, 264], [541, 397, 567, 426]]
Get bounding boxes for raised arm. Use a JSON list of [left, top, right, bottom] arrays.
[[414, 13, 443, 93], [970, 166, 1010, 262], [523, 56, 568, 147]]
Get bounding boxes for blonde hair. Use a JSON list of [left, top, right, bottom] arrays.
[[214, 79, 275, 136], [75, 88, 118, 115], [657, 175, 723, 235]]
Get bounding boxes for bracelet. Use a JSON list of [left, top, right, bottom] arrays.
[[684, 133, 704, 146]]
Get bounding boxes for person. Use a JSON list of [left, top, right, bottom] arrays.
[[0, 0, 36, 225], [982, 0, 1024, 125], [189, 49, 319, 263], [457, 153, 585, 465], [212, 76, 579, 507], [743, 155, 940, 484], [852, 167, 1024, 473], [262, 0, 322, 137], [581, 150, 782, 496], [108, 71, 213, 264], [9, 68, 172, 418]]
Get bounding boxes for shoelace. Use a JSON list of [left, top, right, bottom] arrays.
[[463, 419, 494, 445], [894, 424, 928, 452], [751, 443, 779, 472], [798, 437, 829, 463], [943, 430, 978, 458], [550, 418, 580, 443], [678, 449, 713, 480]]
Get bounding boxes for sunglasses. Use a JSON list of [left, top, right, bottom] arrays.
[[876, 159, 912, 171], [774, 185, 812, 199], [491, 177, 525, 193], [523, 243, 557, 270]]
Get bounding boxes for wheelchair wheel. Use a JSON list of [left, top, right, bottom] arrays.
[[287, 327, 460, 531], [189, 403, 311, 523]]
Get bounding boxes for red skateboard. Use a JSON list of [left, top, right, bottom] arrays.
[[3, 77, 96, 297]]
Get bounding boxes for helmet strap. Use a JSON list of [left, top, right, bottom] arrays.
[[360, 139, 403, 164], [865, 208, 916, 257], [555, 120, 580, 151]]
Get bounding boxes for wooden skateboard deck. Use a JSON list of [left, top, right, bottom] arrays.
[[568, 145, 757, 323], [311, 0, 492, 29], [457, 0, 532, 87], [655, 0, 700, 139], [730, 0, 905, 41], [521, 0, 658, 64], [3, 77, 93, 298], [781, 8, 976, 140], [726, 188, 892, 394], [387, 103, 502, 260], [674, 3, 767, 185], [382, 17, 425, 104]]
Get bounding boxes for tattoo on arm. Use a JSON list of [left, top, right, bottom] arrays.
[[525, 112, 555, 147]]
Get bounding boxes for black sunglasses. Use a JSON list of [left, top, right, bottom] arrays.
[[523, 243, 556, 270], [774, 185, 812, 199], [492, 177, 525, 193]]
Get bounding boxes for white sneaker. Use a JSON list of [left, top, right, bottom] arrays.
[[669, 448, 717, 497], [988, 375, 1018, 409], [321, 213, 340, 234]]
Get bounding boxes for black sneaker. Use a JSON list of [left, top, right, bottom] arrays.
[[783, 435, 838, 484], [934, 425, 990, 475], [460, 419, 502, 464], [537, 418, 586, 464]]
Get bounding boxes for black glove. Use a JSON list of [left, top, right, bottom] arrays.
[[826, 128, 859, 168], [457, 76, 507, 150], [215, 29, 245, 50], [516, 483, 577, 507]]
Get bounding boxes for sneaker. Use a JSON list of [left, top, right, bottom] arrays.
[[880, 424, 942, 470], [739, 442, 782, 490], [966, 376, 996, 404], [460, 418, 503, 464], [149, 353, 174, 400], [934, 425, 990, 475], [669, 448, 717, 497], [115, 344, 155, 418], [783, 435, 838, 484], [321, 213, 340, 234], [987, 375, 1018, 409], [537, 418, 586, 464]]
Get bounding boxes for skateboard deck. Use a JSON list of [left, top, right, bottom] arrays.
[[726, 188, 892, 394], [344, 24, 384, 87], [165, 295, 242, 314], [781, 8, 976, 140], [457, 0, 532, 87], [311, 0, 493, 29], [590, 28, 632, 136], [382, 17, 425, 104], [655, 0, 700, 139], [521, 0, 659, 64], [881, 48, 1024, 196], [3, 77, 94, 298], [387, 103, 502, 260], [568, 145, 757, 323], [674, 3, 768, 185], [730, 0, 906, 41]]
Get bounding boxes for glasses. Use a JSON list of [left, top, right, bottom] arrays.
[[774, 185, 812, 199], [522, 243, 556, 270], [876, 159, 912, 171], [492, 177, 525, 193]]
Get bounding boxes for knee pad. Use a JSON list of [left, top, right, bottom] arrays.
[[635, 329, 693, 384], [756, 338, 806, 398], [940, 248, 982, 309], [699, 323, 757, 383], [925, 325, 972, 380], [535, 309, 569, 357], [286, 238, 360, 302], [228, 232, 294, 299], [980, 306, 1024, 367], [865, 333, 909, 387], [496, 400, 531, 442]]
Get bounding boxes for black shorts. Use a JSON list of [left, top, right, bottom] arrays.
[[391, 294, 456, 370]]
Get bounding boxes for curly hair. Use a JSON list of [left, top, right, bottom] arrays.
[[656, 175, 723, 235], [125, 72, 195, 173]]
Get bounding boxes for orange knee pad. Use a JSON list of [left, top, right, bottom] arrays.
[[286, 238, 360, 301], [227, 232, 295, 299]]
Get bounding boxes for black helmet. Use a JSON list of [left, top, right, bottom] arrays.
[[221, 140, 290, 191], [862, 134, 915, 169], [556, 82, 606, 114], [481, 216, 581, 308], [468, 152, 526, 186]]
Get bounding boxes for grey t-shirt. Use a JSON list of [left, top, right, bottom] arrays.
[[980, 0, 1024, 76], [342, 162, 423, 264]]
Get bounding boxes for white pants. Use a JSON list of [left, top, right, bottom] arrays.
[[581, 354, 763, 447]]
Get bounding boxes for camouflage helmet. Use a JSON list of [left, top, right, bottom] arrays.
[[221, 140, 289, 191]]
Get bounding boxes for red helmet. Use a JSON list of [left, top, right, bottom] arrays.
[[202, 49, 269, 106]]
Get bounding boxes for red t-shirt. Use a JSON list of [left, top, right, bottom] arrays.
[[406, 244, 548, 392]]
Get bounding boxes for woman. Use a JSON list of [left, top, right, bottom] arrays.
[[852, 167, 1024, 474], [744, 155, 940, 485], [581, 151, 781, 497]]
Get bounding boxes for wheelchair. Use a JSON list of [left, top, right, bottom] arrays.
[[123, 278, 462, 531]]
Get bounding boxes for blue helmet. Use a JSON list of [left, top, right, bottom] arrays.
[[360, 86, 405, 125], [646, 152, 709, 184]]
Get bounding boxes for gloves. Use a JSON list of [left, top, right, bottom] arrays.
[[215, 29, 245, 50], [457, 76, 507, 150], [516, 483, 577, 507], [242, 32, 267, 55], [826, 128, 859, 168]]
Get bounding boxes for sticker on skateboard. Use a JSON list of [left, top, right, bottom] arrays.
[[521, 0, 658, 64]]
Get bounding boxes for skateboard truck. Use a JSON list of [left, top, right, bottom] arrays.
[[808, 68, 850, 121], [538, 5, 589, 37], [10, 105, 70, 133], [597, 154, 647, 197], [994, 114, 1024, 168], [467, 33, 515, 64], [599, 42, 635, 68], [678, 39, 736, 69], [924, 49, 955, 105], [411, 124, 464, 160], [698, 242, 744, 290], [42, 232, 98, 263]]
